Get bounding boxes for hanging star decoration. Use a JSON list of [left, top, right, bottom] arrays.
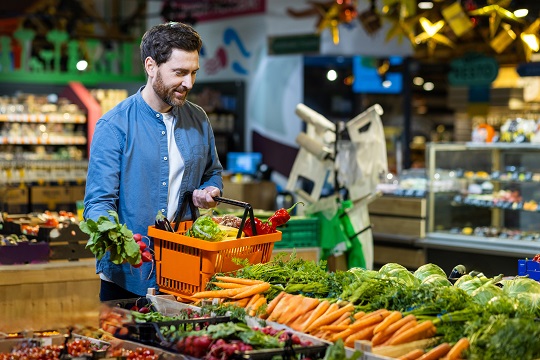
[[384, 12, 421, 45], [467, 0, 523, 39], [414, 17, 455, 57], [286, 1, 359, 45], [520, 19, 540, 62]]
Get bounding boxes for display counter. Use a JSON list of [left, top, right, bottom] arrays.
[[0, 259, 100, 332]]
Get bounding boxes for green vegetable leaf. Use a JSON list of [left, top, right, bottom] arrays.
[[186, 215, 224, 241], [79, 210, 141, 266]]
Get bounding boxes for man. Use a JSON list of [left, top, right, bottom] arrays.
[[83, 22, 223, 301]]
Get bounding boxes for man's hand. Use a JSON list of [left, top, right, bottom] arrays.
[[192, 187, 221, 209]]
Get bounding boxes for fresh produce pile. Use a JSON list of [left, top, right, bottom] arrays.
[[185, 254, 540, 360], [0, 337, 159, 360]]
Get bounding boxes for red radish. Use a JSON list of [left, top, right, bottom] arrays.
[[141, 250, 153, 263], [133, 233, 142, 242], [132, 259, 143, 268], [138, 306, 150, 314], [137, 240, 147, 251]]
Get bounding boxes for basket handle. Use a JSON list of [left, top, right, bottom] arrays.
[[172, 193, 259, 238], [213, 196, 258, 237], [173, 191, 199, 232]]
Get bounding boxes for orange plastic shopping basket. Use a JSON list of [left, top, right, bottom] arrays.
[[148, 195, 281, 301]]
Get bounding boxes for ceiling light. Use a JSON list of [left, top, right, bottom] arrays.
[[327, 69, 338, 81], [413, 76, 425, 86], [418, 2, 434, 10], [514, 9, 528, 18], [423, 82, 435, 91]]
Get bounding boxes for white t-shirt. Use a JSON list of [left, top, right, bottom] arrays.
[[162, 111, 185, 221]]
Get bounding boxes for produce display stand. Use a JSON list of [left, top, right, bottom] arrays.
[[96, 293, 331, 360], [0, 259, 100, 333]]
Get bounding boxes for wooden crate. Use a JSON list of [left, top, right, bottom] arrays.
[[0, 259, 100, 332], [370, 215, 425, 238], [368, 196, 426, 218], [369, 196, 426, 238], [271, 247, 320, 262]]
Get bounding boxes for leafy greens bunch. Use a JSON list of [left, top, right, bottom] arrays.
[[224, 252, 355, 300], [79, 210, 141, 265]]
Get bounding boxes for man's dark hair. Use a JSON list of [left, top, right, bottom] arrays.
[[140, 22, 202, 66]]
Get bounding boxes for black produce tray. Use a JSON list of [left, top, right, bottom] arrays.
[[231, 343, 329, 360], [124, 319, 329, 360], [122, 317, 232, 350]]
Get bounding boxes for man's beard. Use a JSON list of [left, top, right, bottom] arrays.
[[153, 70, 188, 107]]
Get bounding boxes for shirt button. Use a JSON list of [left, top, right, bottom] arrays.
[[164, 157, 168, 161], [162, 131, 166, 135], [156, 114, 160, 118], [161, 209, 166, 213], [162, 182, 166, 186]]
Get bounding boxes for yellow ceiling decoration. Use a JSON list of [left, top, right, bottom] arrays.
[[467, 3, 523, 39], [286, 0, 540, 64], [414, 17, 455, 57]]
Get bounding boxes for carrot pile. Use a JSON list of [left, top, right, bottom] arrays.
[[260, 292, 439, 349], [191, 276, 270, 316], [190, 284, 471, 359]]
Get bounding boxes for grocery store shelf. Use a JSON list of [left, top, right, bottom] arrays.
[[0, 113, 86, 123], [419, 232, 540, 257], [0, 136, 87, 145]]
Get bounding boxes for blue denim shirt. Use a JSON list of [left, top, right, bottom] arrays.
[[83, 86, 223, 296]]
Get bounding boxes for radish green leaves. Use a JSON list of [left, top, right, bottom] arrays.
[[80, 210, 142, 265]]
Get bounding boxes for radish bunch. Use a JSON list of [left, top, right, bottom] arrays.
[[131, 233, 154, 268]]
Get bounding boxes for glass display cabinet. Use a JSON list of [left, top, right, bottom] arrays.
[[421, 142, 540, 276]]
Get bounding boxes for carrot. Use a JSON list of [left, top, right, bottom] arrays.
[[268, 293, 294, 321], [374, 310, 402, 334], [332, 312, 352, 326], [278, 295, 320, 325], [211, 282, 247, 289], [446, 337, 470, 360], [358, 308, 388, 320], [289, 310, 313, 331], [265, 291, 286, 317], [230, 298, 250, 307], [381, 319, 418, 346], [231, 282, 271, 299], [306, 303, 355, 332], [371, 330, 393, 347], [397, 349, 425, 360], [300, 300, 331, 332], [249, 296, 267, 316], [192, 286, 251, 298], [245, 294, 261, 309], [380, 314, 416, 338], [214, 276, 264, 285], [319, 325, 350, 332], [353, 311, 366, 320], [344, 323, 378, 348], [386, 320, 436, 346], [349, 309, 389, 331], [417, 342, 451, 360], [330, 328, 354, 342]]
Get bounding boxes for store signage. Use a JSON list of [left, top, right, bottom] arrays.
[[268, 34, 320, 55], [516, 62, 540, 77], [448, 54, 499, 86]]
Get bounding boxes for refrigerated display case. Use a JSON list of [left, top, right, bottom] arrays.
[[421, 142, 540, 276]]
